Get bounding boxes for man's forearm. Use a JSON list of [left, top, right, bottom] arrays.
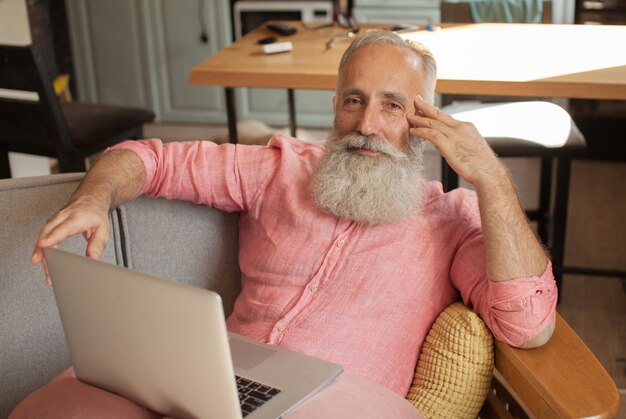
[[474, 163, 548, 282], [475, 164, 555, 349], [69, 149, 146, 212]]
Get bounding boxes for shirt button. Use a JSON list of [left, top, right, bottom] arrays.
[[337, 240, 345, 248], [277, 324, 286, 332], [310, 285, 318, 293], [520, 298, 527, 306]]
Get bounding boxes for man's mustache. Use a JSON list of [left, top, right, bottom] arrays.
[[327, 133, 408, 160]]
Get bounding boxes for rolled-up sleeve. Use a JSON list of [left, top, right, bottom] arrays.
[[478, 262, 557, 347]]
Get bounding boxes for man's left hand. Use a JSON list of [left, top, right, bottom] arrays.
[[407, 96, 504, 187]]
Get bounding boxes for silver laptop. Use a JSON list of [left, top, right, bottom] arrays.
[[44, 247, 342, 419]]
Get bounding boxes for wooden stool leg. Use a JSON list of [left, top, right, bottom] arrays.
[[0, 149, 11, 179]]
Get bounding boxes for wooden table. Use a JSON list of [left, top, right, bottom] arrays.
[[191, 22, 626, 96], [190, 22, 626, 141]]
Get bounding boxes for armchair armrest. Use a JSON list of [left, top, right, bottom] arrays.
[[494, 313, 621, 418]]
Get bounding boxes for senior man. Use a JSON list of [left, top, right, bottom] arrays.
[[17, 29, 556, 418]]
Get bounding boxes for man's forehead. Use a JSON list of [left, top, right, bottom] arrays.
[[338, 47, 422, 101], [340, 45, 422, 77]]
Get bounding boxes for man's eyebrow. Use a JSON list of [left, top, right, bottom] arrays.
[[382, 91, 410, 104], [341, 88, 365, 97]]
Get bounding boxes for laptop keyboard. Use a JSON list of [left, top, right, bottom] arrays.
[[236, 375, 282, 417]]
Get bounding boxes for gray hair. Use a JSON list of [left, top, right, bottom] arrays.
[[338, 29, 437, 104]]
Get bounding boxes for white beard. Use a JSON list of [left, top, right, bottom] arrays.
[[310, 131, 426, 224]]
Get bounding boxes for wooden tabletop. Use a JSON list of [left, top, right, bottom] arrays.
[[189, 22, 626, 100]]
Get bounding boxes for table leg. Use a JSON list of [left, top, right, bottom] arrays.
[[551, 157, 571, 292], [537, 158, 554, 246], [288, 89, 297, 137], [225, 87, 238, 144]]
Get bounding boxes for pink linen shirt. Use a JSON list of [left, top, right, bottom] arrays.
[[110, 135, 557, 396]]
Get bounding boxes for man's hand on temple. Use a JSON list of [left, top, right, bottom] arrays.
[[407, 95, 507, 188]]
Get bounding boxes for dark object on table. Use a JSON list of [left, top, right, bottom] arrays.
[[266, 22, 297, 36]]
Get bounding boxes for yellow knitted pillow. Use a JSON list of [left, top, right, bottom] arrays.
[[406, 302, 494, 419]]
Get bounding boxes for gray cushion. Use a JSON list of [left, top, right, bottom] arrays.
[[116, 196, 241, 317]]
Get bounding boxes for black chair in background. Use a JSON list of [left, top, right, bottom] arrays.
[[0, 43, 155, 178]]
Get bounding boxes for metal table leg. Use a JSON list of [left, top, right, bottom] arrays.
[[225, 87, 238, 144], [551, 156, 571, 291], [288, 89, 297, 137], [537, 157, 554, 246], [226, 88, 296, 142]]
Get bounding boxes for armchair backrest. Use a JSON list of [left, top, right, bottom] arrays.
[[0, 174, 114, 417], [115, 196, 241, 317]]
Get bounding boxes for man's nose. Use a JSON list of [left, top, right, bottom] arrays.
[[356, 103, 383, 137]]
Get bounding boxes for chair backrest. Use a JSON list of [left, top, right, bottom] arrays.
[[0, 44, 74, 157]]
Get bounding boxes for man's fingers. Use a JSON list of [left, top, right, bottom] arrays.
[[410, 126, 454, 156], [38, 214, 99, 249], [35, 211, 69, 246], [31, 209, 107, 266], [408, 113, 452, 135], [85, 226, 109, 260], [412, 96, 460, 127], [43, 258, 52, 287], [30, 248, 45, 265], [410, 126, 444, 141], [31, 212, 69, 265]]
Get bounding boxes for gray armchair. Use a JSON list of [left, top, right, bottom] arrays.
[[0, 174, 620, 418]]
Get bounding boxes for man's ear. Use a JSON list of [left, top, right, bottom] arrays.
[[332, 94, 337, 113]]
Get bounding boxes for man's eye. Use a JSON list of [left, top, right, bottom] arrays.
[[386, 102, 402, 111], [344, 97, 362, 106]]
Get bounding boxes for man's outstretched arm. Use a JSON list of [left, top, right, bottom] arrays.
[[408, 96, 554, 348], [31, 149, 145, 284]]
